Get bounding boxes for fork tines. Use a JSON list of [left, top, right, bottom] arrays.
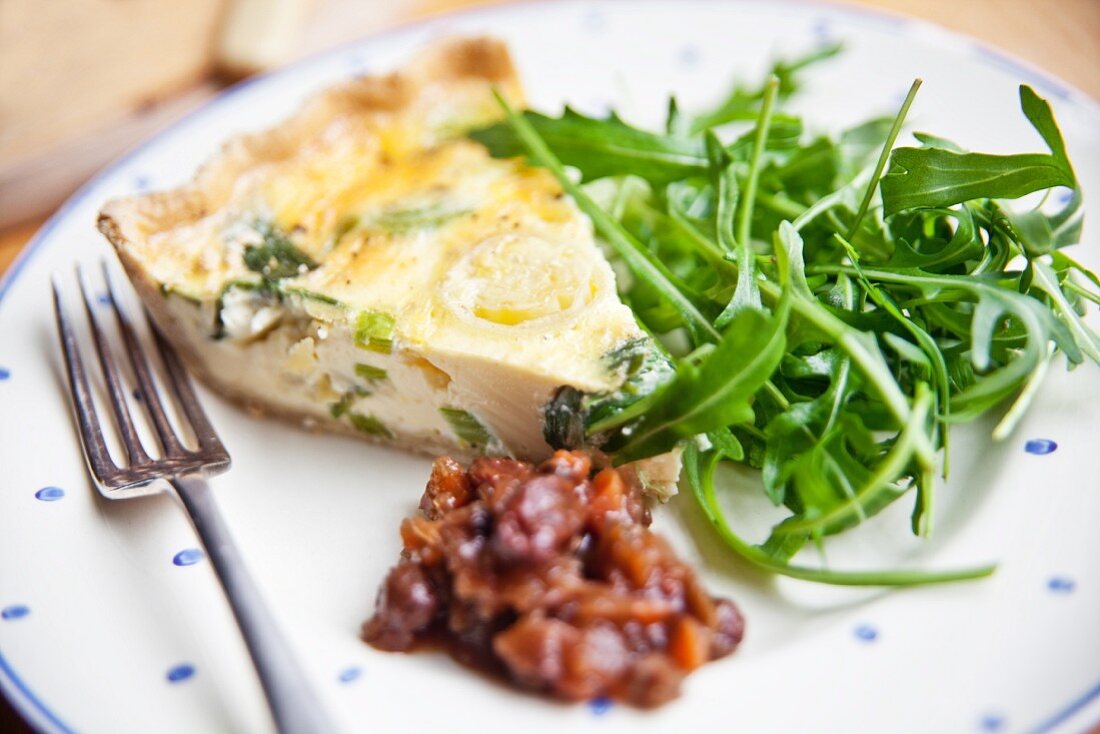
[[52, 263, 230, 493]]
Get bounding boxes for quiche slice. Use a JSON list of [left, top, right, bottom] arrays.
[[98, 37, 677, 486]]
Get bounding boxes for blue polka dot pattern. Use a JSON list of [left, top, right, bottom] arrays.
[[166, 664, 195, 683], [979, 713, 1005, 731], [172, 549, 205, 566], [345, 53, 370, 75], [1047, 576, 1076, 594], [132, 389, 143, 402], [854, 624, 878, 642], [589, 696, 613, 715], [813, 19, 835, 43], [35, 487, 65, 501], [1, 605, 30, 621], [582, 9, 605, 32], [1024, 438, 1057, 455], [0, 366, 9, 380], [338, 666, 362, 684], [677, 45, 700, 68]]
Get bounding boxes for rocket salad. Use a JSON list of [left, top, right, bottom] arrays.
[[470, 46, 1098, 586]]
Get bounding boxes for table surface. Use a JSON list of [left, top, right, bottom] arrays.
[[2, 0, 1098, 731]]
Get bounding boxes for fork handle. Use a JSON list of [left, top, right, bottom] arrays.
[[172, 476, 342, 734]]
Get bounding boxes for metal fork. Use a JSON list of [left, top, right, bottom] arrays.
[[52, 263, 341, 734]]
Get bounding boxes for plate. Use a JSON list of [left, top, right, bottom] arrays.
[[2, 1, 1099, 732]]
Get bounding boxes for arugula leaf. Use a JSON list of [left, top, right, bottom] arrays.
[[665, 96, 688, 136], [689, 42, 842, 133], [612, 306, 787, 462], [471, 106, 803, 187], [880, 149, 1074, 216], [734, 71, 779, 247], [880, 86, 1076, 215], [999, 190, 1083, 257], [847, 79, 922, 239], [705, 132, 739, 256], [884, 205, 984, 271], [471, 57, 1099, 589], [1029, 260, 1100, 364], [762, 352, 855, 505], [684, 442, 996, 586], [714, 76, 778, 327], [811, 263, 1074, 421], [770, 382, 935, 539], [1019, 84, 1073, 173], [471, 107, 708, 185]]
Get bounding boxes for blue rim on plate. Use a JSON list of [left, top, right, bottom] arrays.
[[1, 1, 1097, 732]]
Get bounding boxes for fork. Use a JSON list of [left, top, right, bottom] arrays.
[[52, 263, 341, 734]]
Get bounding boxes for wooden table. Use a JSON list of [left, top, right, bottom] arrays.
[[1, 0, 1097, 732], [2, 0, 1099, 268]]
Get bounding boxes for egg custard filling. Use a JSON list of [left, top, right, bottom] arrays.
[[97, 37, 678, 488]]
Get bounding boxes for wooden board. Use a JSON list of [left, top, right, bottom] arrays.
[[845, 0, 1100, 97], [0, 0, 228, 227], [0, 0, 225, 162], [1, 0, 1098, 261]]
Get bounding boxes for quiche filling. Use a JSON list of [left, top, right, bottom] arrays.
[[97, 37, 675, 481]]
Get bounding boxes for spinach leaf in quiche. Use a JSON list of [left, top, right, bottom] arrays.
[[242, 220, 318, 281], [348, 412, 394, 439], [330, 386, 370, 419], [440, 408, 495, 449], [371, 202, 471, 233], [355, 363, 388, 382]]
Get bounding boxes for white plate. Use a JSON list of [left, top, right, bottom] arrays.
[[2, 1, 1099, 732]]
